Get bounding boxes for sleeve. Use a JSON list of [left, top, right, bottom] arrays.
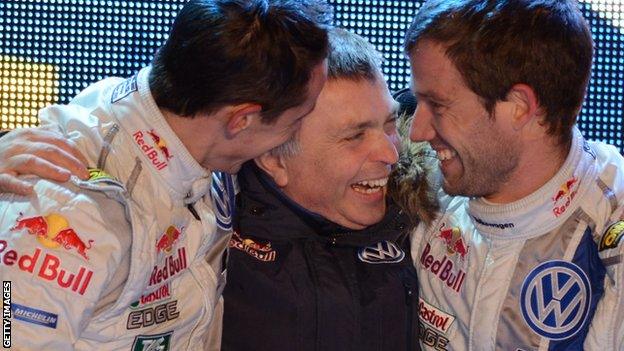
[[0, 177, 129, 349], [587, 205, 624, 350], [585, 148, 624, 350]]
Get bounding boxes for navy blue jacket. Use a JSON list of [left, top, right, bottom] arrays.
[[222, 162, 420, 351]]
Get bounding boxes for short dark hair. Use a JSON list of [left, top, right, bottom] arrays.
[[149, 0, 332, 123], [404, 0, 593, 145]]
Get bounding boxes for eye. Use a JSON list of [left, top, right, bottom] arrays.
[[345, 131, 365, 141]]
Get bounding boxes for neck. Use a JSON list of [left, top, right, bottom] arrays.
[[161, 108, 219, 171], [484, 135, 571, 204]]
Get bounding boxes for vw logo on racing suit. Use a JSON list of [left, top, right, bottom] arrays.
[[358, 240, 405, 264], [520, 260, 591, 340], [210, 172, 236, 231]]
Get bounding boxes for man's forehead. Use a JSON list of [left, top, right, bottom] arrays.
[[335, 100, 398, 131]]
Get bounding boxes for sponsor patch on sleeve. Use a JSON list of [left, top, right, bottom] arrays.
[[132, 331, 173, 351], [110, 74, 138, 103], [87, 168, 124, 188], [599, 221, 624, 251], [12, 303, 58, 329]]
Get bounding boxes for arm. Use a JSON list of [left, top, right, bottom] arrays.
[[0, 127, 89, 195], [0, 177, 128, 348]]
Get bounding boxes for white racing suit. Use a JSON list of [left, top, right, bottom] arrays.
[[0, 67, 234, 350], [411, 129, 624, 350]]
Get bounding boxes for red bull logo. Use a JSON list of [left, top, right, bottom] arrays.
[[148, 248, 187, 287], [438, 224, 468, 260], [0, 243, 93, 295], [133, 130, 172, 171], [156, 226, 183, 254], [146, 129, 173, 161], [229, 232, 277, 262], [552, 177, 578, 217], [420, 243, 466, 293], [11, 213, 94, 260]]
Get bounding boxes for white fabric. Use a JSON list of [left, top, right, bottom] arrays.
[[412, 129, 624, 350], [0, 67, 230, 350]]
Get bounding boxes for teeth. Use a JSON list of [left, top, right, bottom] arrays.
[[352, 177, 389, 194], [436, 149, 457, 161], [353, 186, 383, 194], [355, 178, 388, 188]]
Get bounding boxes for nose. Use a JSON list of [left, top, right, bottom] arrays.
[[375, 131, 400, 165], [409, 104, 436, 142]]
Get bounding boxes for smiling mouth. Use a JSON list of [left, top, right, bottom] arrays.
[[351, 177, 389, 194], [436, 148, 457, 161]]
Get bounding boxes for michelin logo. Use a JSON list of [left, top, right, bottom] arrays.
[[12, 303, 58, 329]]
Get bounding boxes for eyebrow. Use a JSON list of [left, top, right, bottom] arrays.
[[340, 103, 400, 133], [415, 90, 450, 104]]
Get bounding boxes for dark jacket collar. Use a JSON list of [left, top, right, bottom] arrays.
[[235, 161, 410, 247]]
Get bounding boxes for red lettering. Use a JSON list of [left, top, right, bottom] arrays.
[[19, 248, 41, 273], [3, 250, 17, 265], [38, 253, 59, 280], [57, 269, 75, 288]]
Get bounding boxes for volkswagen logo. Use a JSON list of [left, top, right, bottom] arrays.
[[358, 241, 405, 264], [520, 260, 591, 340]]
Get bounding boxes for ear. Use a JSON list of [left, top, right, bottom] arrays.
[[504, 84, 543, 131], [254, 153, 289, 187], [225, 103, 263, 137]]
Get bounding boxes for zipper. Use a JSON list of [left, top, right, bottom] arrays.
[[402, 270, 415, 351]]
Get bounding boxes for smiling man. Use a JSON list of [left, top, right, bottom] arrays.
[[396, 0, 624, 350], [0, 0, 329, 349], [221, 28, 435, 351]]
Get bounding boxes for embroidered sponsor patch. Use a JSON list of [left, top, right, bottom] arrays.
[[148, 248, 187, 287], [111, 74, 138, 103], [419, 322, 450, 350], [229, 232, 276, 262], [599, 221, 624, 251], [132, 331, 173, 351], [11, 213, 94, 260], [129, 283, 172, 310], [87, 168, 124, 188], [520, 260, 591, 340], [419, 297, 455, 334], [12, 303, 58, 329], [419, 243, 466, 293], [156, 226, 184, 254], [211, 172, 236, 231], [358, 240, 405, 264], [0, 244, 94, 296], [551, 177, 578, 217], [438, 223, 468, 260], [127, 300, 179, 330], [133, 130, 172, 171]]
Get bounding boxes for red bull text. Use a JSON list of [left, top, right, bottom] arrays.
[[133, 130, 171, 171], [552, 177, 578, 217], [148, 248, 187, 287], [420, 243, 466, 293], [0, 243, 93, 295]]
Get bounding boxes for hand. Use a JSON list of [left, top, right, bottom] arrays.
[[0, 127, 90, 195]]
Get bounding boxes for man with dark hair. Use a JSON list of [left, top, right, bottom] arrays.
[[395, 0, 624, 349], [221, 28, 435, 350], [0, 0, 328, 349]]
